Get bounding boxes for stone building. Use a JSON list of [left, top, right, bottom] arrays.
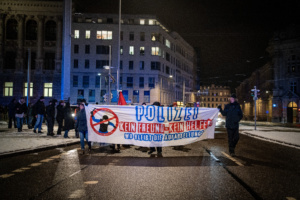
[[236, 25, 300, 123], [0, 0, 63, 105], [198, 84, 231, 108], [0, 0, 196, 106], [71, 13, 196, 105]]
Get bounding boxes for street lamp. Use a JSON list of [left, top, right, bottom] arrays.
[[98, 73, 101, 103], [169, 75, 174, 104]]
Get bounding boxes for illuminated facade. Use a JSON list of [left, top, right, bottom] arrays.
[[71, 13, 196, 105], [198, 84, 231, 108]]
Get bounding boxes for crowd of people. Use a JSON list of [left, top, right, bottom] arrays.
[[2, 93, 243, 157]]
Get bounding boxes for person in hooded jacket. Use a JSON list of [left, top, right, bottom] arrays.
[[64, 102, 74, 138], [75, 103, 91, 154], [33, 96, 45, 133], [56, 100, 65, 136], [218, 93, 243, 157], [15, 97, 27, 132], [45, 100, 55, 136]]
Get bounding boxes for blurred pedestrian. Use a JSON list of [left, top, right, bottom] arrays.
[[56, 100, 65, 136], [148, 101, 163, 156], [45, 100, 55, 136], [218, 93, 243, 157], [8, 98, 17, 128], [33, 96, 46, 133], [75, 103, 91, 154], [27, 103, 33, 129], [64, 102, 74, 138], [15, 97, 27, 132]]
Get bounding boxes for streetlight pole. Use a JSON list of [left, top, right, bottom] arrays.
[[117, 0, 121, 94], [108, 45, 111, 105], [98, 73, 101, 103], [27, 48, 31, 106]]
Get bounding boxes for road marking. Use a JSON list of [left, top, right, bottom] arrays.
[[68, 189, 85, 199], [40, 159, 53, 163], [50, 155, 61, 159], [12, 169, 25, 173], [286, 197, 296, 200], [84, 181, 98, 184], [29, 163, 42, 167], [0, 174, 14, 178], [20, 167, 31, 170], [221, 151, 244, 166]]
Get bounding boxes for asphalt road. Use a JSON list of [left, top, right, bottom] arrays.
[[0, 127, 299, 200]]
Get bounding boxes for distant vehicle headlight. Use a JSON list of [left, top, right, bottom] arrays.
[[72, 113, 75, 117]]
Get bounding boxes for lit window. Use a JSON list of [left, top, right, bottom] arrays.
[[44, 83, 53, 97], [165, 39, 171, 48], [120, 46, 123, 55], [140, 19, 145, 25], [140, 47, 145, 55], [151, 47, 161, 56], [4, 82, 13, 96], [129, 46, 134, 55], [74, 30, 79, 39], [97, 18, 103, 23], [149, 19, 155, 25], [96, 30, 113, 40], [24, 82, 33, 97], [85, 30, 90, 39]]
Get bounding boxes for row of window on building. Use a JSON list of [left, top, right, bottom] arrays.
[[201, 97, 229, 102], [3, 82, 53, 97], [73, 75, 156, 89]]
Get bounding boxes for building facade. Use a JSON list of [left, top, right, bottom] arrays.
[[198, 84, 231, 108], [0, 0, 63, 105], [0, 0, 196, 106], [71, 13, 196, 105], [236, 25, 300, 123]]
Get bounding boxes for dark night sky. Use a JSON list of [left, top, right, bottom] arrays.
[[74, 0, 300, 90]]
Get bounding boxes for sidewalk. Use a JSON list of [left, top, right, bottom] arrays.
[[0, 120, 299, 158], [0, 121, 80, 158]]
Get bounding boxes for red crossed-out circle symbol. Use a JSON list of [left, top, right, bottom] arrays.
[[90, 108, 119, 136]]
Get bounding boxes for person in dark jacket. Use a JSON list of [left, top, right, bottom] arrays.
[[8, 98, 17, 128], [27, 103, 33, 129], [64, 102, 74, 138], [56, 100, 65, 136], [75, 103, 91, 154], [218, 93, 243, 157], [45, 100, 55, 136], [33, 96, 46, 133], [15, 97, 27, 132], [148, 101, 163, 156]]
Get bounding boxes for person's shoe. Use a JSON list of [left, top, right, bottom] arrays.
[[64, 136, 70, 138], [148, 150, 155, 154], [157, 152, 163, 157], [38, 131, 43, 133], [80, 149, 85, 155], [33, 129, 37, 133], [18, 129, 22, 132], [135, 147, 142, 150]]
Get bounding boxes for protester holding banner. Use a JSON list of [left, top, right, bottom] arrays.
[[218, 93, 243, 157], [76, 103, 91, 154], [148, 101, 163, 156]]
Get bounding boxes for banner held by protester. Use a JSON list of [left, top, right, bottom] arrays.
[[86, 105, 219, 147]]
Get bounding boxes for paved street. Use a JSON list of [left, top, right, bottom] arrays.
[[0, 126, 299, 200]]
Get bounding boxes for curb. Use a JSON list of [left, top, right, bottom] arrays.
[[241, 131, 300, 148], [0, 141, 80, 159]]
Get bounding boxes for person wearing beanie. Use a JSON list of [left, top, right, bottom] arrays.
[[217, 93, 243, 157]]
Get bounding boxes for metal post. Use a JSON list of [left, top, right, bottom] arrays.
[[117, 0, 121, 94], [27, 48, 31, 106], [108, 45, 111, 105], [254, 86, 257, 130], [98, 73, 101, 103]]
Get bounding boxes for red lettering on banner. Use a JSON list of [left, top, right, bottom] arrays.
[[169, 122, 184, 133], [187, 119, 213, 131], [119, 121, 136, 132], [138, 123, 164, 134]]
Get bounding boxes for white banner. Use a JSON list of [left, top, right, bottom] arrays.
[[85, 105, 219, 147]]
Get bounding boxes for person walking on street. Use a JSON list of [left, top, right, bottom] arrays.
[[148, 101, 163, 156], [218, 93, 243, 157], [75, 103, 91, 154], [15, 97, 27, 132], [8, 98, 17, 128], [56, 100, 65, 136], [64, 102, 74, 138], [45, 100, 55, 136], [27, 103, 33, 129], [33, 96, 46, 133]]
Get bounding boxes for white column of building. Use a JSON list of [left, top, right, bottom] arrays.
[[61, 0, 72, 100], [55, 17, 62, 72], [36, 15, 44, 72]]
